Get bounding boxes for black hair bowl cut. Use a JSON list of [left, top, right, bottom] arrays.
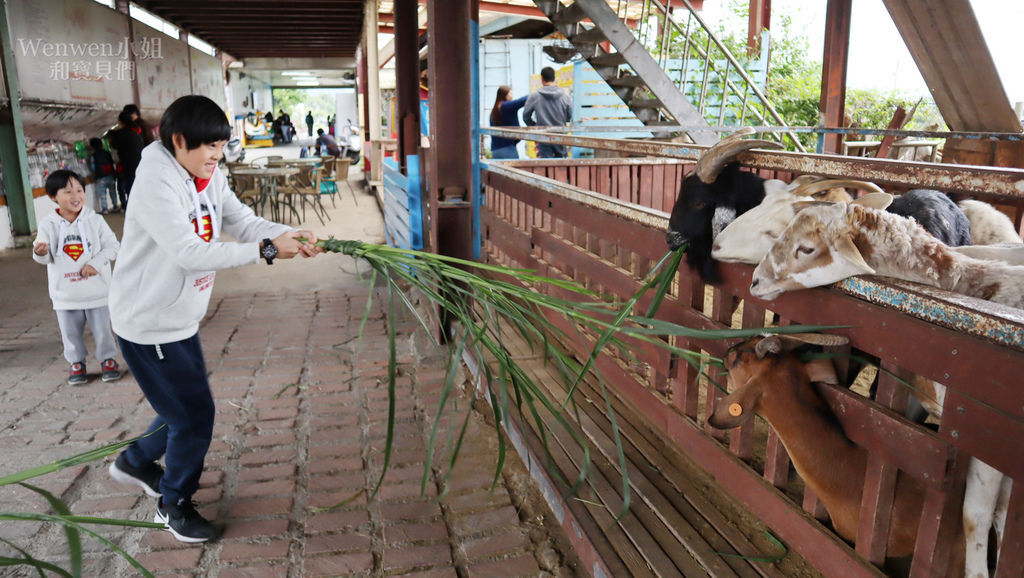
[[160, 95, 232, 152]]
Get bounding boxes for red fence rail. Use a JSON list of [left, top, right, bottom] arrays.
[[479, 155, 1024, 577]]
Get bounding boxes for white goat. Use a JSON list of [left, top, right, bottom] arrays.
[[958, 200, 1021, 246], [749, 202, 1020, 577], [712, 179, 892, 265]]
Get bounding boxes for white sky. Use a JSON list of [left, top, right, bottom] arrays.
[[700, 0, 1024, 110]]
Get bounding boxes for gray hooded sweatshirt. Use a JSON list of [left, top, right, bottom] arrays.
[[33, 206, 119, 310], [109, 142, 292, 344], [523, 84, 573, 127]]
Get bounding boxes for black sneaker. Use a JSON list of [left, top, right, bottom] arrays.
[[109, 453, 163, 497], [100, 358, 121, 382], [68, 362, 87, 385], [155, 498, 219, 543]]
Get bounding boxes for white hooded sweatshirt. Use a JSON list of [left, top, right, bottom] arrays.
[[109, 142, 292, 344], [33, 206, 120, 310]]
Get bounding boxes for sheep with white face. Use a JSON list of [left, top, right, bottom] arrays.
[[712, 181, 892, 266]]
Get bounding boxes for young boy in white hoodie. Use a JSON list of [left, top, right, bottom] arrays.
[[106, 95, 322, 544], [32, 170, 122, 385]]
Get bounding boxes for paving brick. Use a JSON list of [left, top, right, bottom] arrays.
[[236, 479, 295, 499], [216, 566, 292, 578], [306, 508, 371, 533], [308, 440, 361, 459], [303, 531, 373, 555], [384, 520, 449, 544], [303, 551, 375, 576], [238, 463, 296, 482], [465, 553, 542, 577], [193, 485, 223, 504], [307, 489, 368, 509], [227, 497, 294, 519], [220, 539, 291, 561], [462, 529, 532, 561], [73, 494, 140, 514], [382, 542, 454, 572], [221, 518, 291, 540], [379, 501, 444, 524], [450, 505, 522, 536], [308, 472, 365, 492], [307, 456, 365, 475], [134, 547, 204, 571], [240, 448, 297, 466], [245, 432, 296, 448], [400, 566, 461, 578]]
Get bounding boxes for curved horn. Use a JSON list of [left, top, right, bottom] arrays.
[[776, 333, 851, 348], [695, 130, 784, 184], [754, 335, 784, 358], [791, 179, 886, 198]]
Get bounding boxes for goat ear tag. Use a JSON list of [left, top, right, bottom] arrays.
[[728, 403, 743, 417]]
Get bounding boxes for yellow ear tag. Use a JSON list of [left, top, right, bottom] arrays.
[[728, 403, 743, 417]]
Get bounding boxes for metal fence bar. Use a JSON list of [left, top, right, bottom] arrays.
[[481, 128, 1024, 199]]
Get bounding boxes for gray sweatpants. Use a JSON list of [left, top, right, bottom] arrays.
[[55, 306, 118, 365]]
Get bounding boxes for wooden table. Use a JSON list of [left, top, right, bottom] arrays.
[[266, 157, 323, 168], [230, 166, 301, 223]]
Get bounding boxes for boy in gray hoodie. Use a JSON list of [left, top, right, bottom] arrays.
[[523, 66, 573, 158], [32, 170, 121, 385], [106, 95, 323, 543]]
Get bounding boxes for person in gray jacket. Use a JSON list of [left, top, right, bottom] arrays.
[[523, 66, 573, 158], [106, 95, 323, 544]]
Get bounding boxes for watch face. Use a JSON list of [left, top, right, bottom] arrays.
[[262, 242, 277, 259]]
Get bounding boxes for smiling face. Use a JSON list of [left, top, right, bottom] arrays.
[[52, 177, 86, 221], [172, 134, 226, 179]]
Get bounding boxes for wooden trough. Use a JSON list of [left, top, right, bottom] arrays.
[[473, 138, 1024, 577]]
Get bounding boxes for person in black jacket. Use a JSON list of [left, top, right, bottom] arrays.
[[122, 104, 154, 146], [107, 111, 144, 207]]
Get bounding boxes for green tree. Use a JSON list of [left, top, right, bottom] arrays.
[[708, 0, 944, 148]]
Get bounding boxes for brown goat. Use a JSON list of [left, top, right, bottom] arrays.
[[708, 335, 964, 572]]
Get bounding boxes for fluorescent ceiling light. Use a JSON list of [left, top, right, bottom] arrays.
[[296, 81, 321, 86], [282, 71, 314, 76], [290, 76, 318, 82]]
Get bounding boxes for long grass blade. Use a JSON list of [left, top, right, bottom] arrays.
[[0, 538, 72, 578], [19, 484, 80, 577]]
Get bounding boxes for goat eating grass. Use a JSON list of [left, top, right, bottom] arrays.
[[709, 334, 965, 574]]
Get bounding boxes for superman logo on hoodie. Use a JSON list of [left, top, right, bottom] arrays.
[[63, 242, 84, 260]]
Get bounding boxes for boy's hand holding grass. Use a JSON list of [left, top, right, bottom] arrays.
[[271, 231, 323, 259], [33, 241, 49, 256]]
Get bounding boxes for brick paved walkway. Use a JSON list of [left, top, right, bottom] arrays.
[[0, 181, 577, 577]]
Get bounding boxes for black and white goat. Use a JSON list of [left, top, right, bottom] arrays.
[[665, 128, 781, 283]]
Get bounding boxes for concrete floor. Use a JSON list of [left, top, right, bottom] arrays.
[[0, 145, 579, 577]]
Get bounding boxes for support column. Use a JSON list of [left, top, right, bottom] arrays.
[[394, 1, 421, 173], [747, 0, 770, 56], [819, 0, 851, 154], [0, 0, 35, 236], [364, 1, 382, 187], [116, 0, 142, 109], [427, 0, 474, 261]]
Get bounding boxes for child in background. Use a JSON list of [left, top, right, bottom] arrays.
[[89, 138, 120, 214], [32, 170, 122, 385]]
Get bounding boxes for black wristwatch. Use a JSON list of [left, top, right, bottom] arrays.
[[260, 238, 278, 265]]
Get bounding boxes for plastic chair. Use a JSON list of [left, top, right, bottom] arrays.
[[319, 156, 339, 207], [322, 157, 356, 206], [288, 165, 328, 226]]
